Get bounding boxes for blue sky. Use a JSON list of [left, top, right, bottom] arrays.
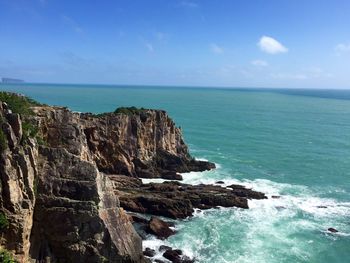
[[1, 0, 350, 88]]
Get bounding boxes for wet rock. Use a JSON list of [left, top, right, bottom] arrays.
[[215, 181, 225, 184], [159, 245, 172, 251], [271, 195, 281, 199], [317, 206, 327, 208], [143, 247, 156, 257], [115, 178, 266, 219], [129, 213, 149, 224], [226, 184, 247, 189], [146, 217, 176, 239], [162, 248, 195, 263], [163, 249, 183, 262], [328, 227, 339, 233]]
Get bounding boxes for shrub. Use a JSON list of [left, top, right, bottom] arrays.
[[0, 212, 9, 231], [21, 121, 39, 144], [0, 92, 41, 116], [0, 249, 16, 263], [0, 92, 45, 145], [114, 106, 147, 115]]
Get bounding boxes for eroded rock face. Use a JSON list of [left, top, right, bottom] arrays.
[[29, 148, 144, 262], [0, 101, 148, 262], [32, 107, 215, 180], [0, 105, 36, 263]]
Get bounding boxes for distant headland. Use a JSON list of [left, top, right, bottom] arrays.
[[1, 77, 24, 83]]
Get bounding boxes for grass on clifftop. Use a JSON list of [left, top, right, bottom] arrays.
[[0, 92, 42, 116], [0, 92, 44, 146], [114, 106, 147, 115]]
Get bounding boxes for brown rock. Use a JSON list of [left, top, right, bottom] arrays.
[[115, 179, 266, 219], [146, 217, 176, 239]]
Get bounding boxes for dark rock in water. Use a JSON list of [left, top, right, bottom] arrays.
[[163, 249, 183, 262], [163, 248, 195, 263], [317, 206, 327, 208], [227, 184, 247, 189], [114, 176, 267, 219], [159, 245, 172, 251], [161, 171, 183, 180], [275, 206, 286, 210], [328, 227, 339, 233], [271, 195, 281, 199], [143, 247, 156, 257], [215, 181, 225, 184], [146, 217, 176, 239], [129, 213, 149, 224]]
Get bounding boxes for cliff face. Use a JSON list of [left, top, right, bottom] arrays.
[[0, 102, 36, 262], [34, 107, 214, 180], [0, 95, 214, 262]]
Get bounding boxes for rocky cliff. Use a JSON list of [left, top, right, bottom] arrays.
[[0, 94, 149, 262], [0, 93, 265, 263], [0, 93, 217, 262]]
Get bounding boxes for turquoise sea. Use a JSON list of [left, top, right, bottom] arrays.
[[1, 83, 350, 263]]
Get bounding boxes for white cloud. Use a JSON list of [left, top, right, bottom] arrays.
[[251, 60, 268, 67], [258, 36, 288, 54], [335, 43, 350, 54], [210, 43, 224, 54]]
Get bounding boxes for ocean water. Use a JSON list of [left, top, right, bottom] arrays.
[[1, 83, 350, 263]]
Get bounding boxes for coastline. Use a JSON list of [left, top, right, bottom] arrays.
[[1, 88, 349, 263]]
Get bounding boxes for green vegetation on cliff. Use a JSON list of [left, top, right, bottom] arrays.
[[0, 92, 41, 116], [0, 249, 16, 263], [0, 212, 9, 230], [0, 92, 44, 146], [114, 106, 147, 115]]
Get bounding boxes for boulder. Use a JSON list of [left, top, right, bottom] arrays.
[[146, 217, 176, 239], [328, 227, 338, 233], [143, 247, 156, 257]]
